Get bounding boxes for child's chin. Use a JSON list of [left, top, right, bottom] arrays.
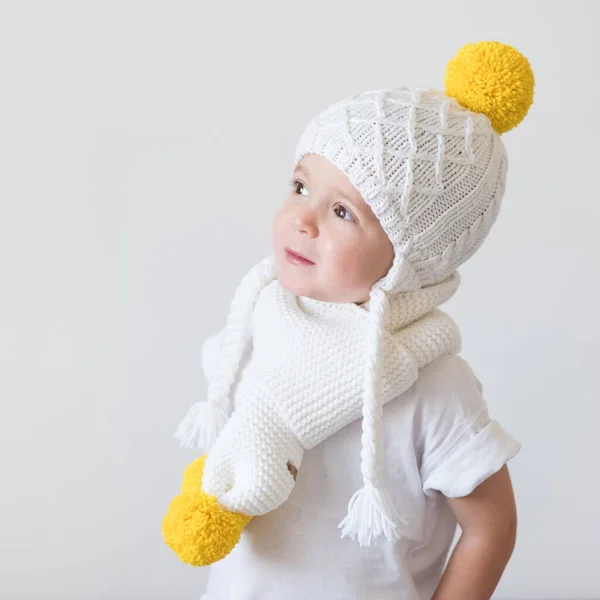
[[277, 271, 314, 298]]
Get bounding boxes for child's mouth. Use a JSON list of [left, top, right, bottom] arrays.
[[285, 248, 315, 266]]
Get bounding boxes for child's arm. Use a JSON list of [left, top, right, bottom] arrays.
[[431, 465, 517, 600]]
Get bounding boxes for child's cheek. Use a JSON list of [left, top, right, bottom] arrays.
[[328, 240, 367, 287]]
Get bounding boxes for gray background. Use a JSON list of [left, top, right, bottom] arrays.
[[1, 1, 598, 599]]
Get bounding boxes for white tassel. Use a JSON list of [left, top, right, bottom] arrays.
[[339, 485, 403, 546], [173, 401, 228, 451]]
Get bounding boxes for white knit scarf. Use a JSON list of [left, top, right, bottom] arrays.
[[175, 255, 461, 546]]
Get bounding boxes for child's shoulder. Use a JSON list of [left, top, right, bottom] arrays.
[[202, 326, 484, 420], [413, 353, 485, 416], [393, 354, 520, 498], [398, 353, 491, 447], [202, 326, 487, 429], [383, 353, 489, 449]]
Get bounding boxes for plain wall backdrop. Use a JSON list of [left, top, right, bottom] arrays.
[[1, 1, 599, 599]]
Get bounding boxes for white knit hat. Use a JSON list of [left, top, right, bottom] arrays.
[[295, 88, 507, 294], [173, 41, 535, 550], [292, 41, 534, 296]]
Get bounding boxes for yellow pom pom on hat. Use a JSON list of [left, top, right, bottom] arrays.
[[445, 41, 535, 134]]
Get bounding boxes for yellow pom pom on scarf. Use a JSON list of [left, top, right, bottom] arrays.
[[445, 41, 535, 134], [162, 456, 253, 567]]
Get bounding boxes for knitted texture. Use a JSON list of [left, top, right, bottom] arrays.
[[295, 88, 507, 294], [199, 262, 461, 521]]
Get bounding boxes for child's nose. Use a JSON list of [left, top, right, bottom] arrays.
[[293, 207, 318, 237]]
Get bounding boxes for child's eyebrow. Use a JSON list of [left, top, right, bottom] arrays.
[[293, 164, 310, 179]]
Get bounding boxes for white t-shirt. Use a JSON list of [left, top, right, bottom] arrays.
[[198, 330, 521, 600]]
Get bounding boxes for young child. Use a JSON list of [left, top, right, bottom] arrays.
[[165, 41, 534, 600]]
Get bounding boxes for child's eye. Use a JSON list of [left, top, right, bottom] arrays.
[[289, 179, 354, 223], [289, 179, 308, 197], [334, 204, 355, 222]]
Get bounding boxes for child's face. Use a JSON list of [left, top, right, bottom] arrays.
[[273, 154, 394, 304]]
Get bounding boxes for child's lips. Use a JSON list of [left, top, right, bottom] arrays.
[[285, 248, 315, 266]]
